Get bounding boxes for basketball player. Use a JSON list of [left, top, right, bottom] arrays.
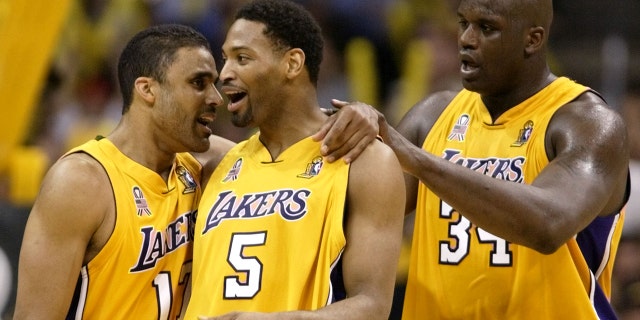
[[185, 1, 406, 319], [13, 24, 378, 319], [325, 0, 630, 318]]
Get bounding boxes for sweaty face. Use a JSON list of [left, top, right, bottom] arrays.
[[220, 19, 287, 128], [152, 47, 223, 153], [457, 0, 526, 96]]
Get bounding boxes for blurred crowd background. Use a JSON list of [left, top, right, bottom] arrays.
[[0, 0, 639, 319]]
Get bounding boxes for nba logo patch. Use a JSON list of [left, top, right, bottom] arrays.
[[133, 186, 152, 216], [176, 165, 197, 194], [448, 114, 470, 142], [511, 120, 534, 147], [297, 156, 323, 179], [222, 158, 243, 182]]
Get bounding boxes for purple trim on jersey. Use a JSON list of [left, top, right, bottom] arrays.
[[329, 257, 346, 303], [576, 214, 620, 320], [67, 273, 85, 320], [576, 215, 616, 272], [592, 284, 618, 320]]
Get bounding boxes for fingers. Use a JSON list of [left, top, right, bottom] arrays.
[[320, 108, 352, 160], [331, 99, 349, 109], [311, 115, 336, 143], [311, 99, 352, 145], [319, 107, 339, 116], [321, 115, 352, 162], [324, 130, 375, 163], [312, 99, 347, 142], [317, 99, 380, 163]]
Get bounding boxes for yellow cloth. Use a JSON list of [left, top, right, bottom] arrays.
[[187, 134, 349, 317], [0, 0, 71, 171]]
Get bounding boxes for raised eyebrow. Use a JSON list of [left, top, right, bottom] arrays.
[[224, 45, 252, 55]]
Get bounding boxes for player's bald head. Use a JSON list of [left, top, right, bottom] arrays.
[[509, 0, 553, 30]]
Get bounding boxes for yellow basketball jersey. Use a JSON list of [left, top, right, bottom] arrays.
[[402, 77, 624, 319], [66, 138, 201, 319], [186, 134, 349, 318]]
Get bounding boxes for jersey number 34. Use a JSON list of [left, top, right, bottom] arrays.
[[439, 201, 513, 266]]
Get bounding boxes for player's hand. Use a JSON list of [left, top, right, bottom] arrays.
[[312, 99, 380, 163]]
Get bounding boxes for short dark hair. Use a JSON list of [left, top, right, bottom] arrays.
[[117, 24, 211, 113], [235, 0, 323, 85]]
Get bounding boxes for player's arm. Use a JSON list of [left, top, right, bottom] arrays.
[[13, 153, 112, 319], [323, 140, 406, 319], [192, 134, 237, 186], [388, 91, 629, 254]]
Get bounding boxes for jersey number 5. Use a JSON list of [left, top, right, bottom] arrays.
[[224, 232, 267, 299]]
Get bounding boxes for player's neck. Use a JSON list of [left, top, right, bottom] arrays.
[[107, 120, 176, 181], [257, 106, 326, 161], [482, 71, 556, 122]]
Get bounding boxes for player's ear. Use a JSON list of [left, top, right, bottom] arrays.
[[284, 48, 305, 79], [525, 26, 545, 56], [134, 77, 156, 104]]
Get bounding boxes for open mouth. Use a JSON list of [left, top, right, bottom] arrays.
[[459, 53, 479, 73], [197, 112, 216, 130], [224, 89, 247, 112], [197, 117, 210, 126], [460, 58, 481, 76], [227, 91, 247, 104]]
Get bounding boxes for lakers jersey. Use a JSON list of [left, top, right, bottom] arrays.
[[185, 134, 349, 318], [402, 77, 625, 319], [66, 138, 201, 319]]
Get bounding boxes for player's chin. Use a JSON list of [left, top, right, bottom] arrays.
[[460, 77, 488, 94], [190, 137, 211, 153], [230, 109, 254, 128]]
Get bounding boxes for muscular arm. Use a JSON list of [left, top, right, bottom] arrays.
[[314, 140, 406, 319], [14, 153, 113, 319], [384, 91, 629, 254]]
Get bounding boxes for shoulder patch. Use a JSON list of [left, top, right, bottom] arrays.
[[176, 165, 197, 194], [511, 120, 534, 147], [297, 156, 323, 179]]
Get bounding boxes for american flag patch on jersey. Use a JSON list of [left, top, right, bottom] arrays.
[[133, 186, 152, 216], [448, 114, 470, 142]]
